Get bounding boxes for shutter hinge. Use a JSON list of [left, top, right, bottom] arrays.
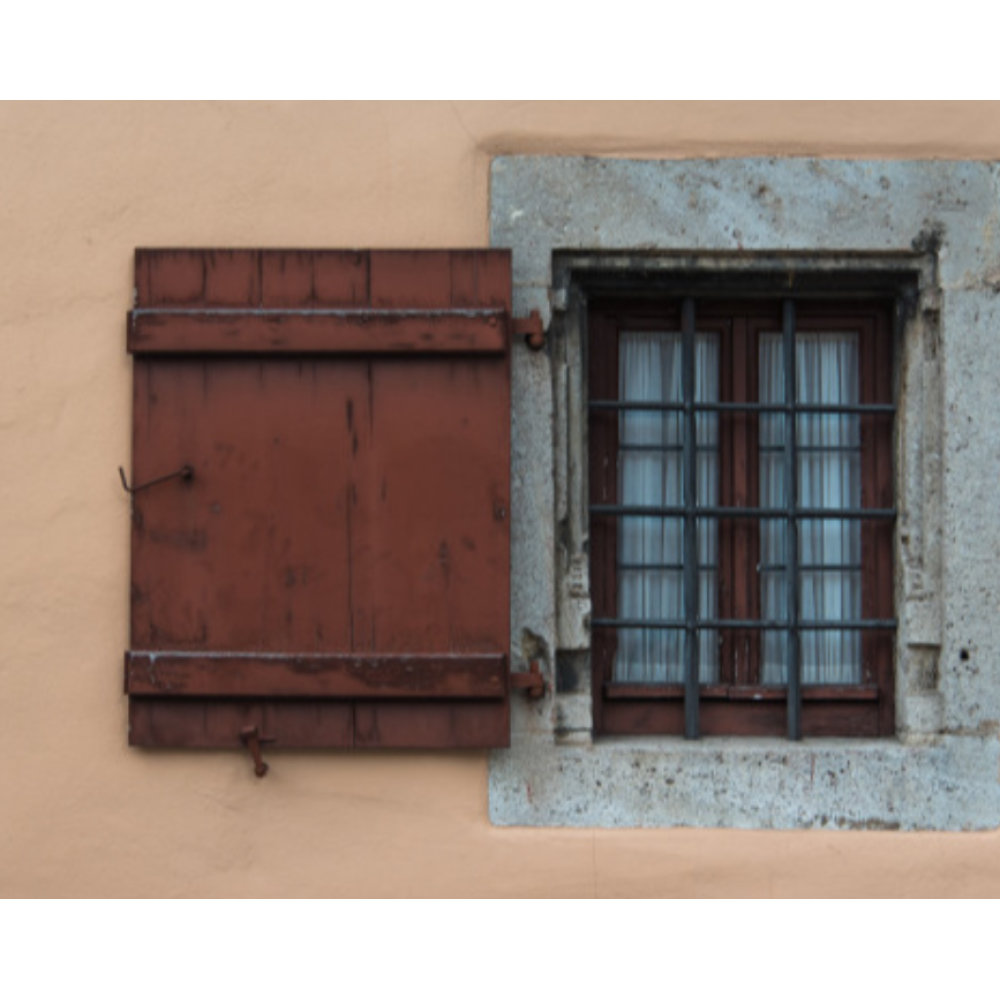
[[513, 311, 545, 351], [511, 660, 546, 699]]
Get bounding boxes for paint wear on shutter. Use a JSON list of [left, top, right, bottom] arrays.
[[126, 250, 512, 750]]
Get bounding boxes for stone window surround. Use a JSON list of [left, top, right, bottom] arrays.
[[489, 156, 1000, 829]]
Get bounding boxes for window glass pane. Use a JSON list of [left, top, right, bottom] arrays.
[[695, 334, 719, 680], [759, 333, 786, 683], [616, 331, 718, 683], [760, 332, 861, 685]]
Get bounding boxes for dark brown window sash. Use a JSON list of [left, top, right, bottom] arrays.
[[589, 297, 895, 739]]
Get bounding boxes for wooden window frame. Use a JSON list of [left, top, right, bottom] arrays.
[[589, 296, 895, 739]]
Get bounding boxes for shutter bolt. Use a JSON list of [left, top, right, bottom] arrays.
[[119, 463, 194, 494], [240, 725, 275, 778]]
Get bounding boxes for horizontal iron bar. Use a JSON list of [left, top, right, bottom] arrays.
[[592, 618, 896, 631], [760, 444, 860, 454], [618, 562, 716, 571], [591, 400, 895, 414], [592, 504, 896, 519], [760, 563, 863, 572], [618, 562, 859, 573], [621, 443, 855, 454], [619, 443, 718, 453]]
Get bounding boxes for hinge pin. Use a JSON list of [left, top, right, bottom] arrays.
[[513, 311, 545, 351], [511, 660, 546, 699]]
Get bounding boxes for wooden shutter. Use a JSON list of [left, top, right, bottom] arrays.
[[125, 249, 511, 750]]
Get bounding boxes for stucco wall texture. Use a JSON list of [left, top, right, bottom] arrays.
[[5, 101, 1000, 898]]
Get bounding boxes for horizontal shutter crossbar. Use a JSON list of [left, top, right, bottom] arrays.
[[126, 651, 508, 699], [128, 309, 508, 355]]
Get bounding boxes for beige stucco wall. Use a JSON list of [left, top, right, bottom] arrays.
[[4, 101, 1000, 898]]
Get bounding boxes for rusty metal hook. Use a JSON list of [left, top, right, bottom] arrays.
[[240, 725, 274, 778], [119, 464, 193, 494]]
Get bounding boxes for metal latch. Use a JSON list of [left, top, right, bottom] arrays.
[[240, 725, 276, 778], [119, 463, 194, 494]]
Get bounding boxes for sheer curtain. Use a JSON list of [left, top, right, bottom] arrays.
[[615, 332, 719, 683], [760, 332, 861, 685]]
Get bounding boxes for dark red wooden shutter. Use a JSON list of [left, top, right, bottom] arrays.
[[125, 250, 511, 750]]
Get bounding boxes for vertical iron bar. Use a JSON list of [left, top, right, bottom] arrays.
[[784, 299, 802, 740], [682, 298, 699, 739]]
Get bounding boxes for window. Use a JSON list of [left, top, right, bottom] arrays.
[[124, 249, 514, 755], [588, 297, 894, 738], [488, 155, 1000, 829]]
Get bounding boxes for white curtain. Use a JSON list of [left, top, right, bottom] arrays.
[[615, 332, 719, 683], [760, 333, 861, 685]]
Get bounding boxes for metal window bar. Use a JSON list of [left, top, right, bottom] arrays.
[[760, 563, 864, 572], [617, 562, 715, 571], [760, 444, 861, 454], [619, 443, 719, 453], [682, 298, 699, 739], [595, 298, 896, 740], [592, 504, 895, 519], [592, 618, 896, 630], [591, 399, 895, 414], [782, 300, 801, 740]]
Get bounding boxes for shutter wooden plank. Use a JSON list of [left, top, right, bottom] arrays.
[[136, 249, 510, 309], [129, 700, 353, 749], [131, 359, 358, 653], [126, 652, 507, 699], [370, 251, 455, 308], [202, 250, 261, 306], [448, 249, 512, 309], [353, 700, 510, 749], [136, 249, 207, 306], [128, 310, 507, 354], [312, 251, 370, 306], [260, 250, 317, 307], [349, 358, 510, 654], [135, 249, 264, 307]]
